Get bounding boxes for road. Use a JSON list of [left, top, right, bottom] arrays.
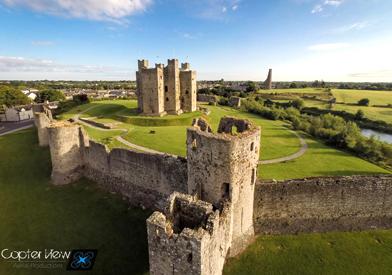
[[0, 120, 34, 136]]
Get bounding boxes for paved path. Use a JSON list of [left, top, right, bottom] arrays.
[[74, 106, 309, 164], [259, 131, 308, 165], [116, 136, 166, 155], [0, 120, 34, 136]]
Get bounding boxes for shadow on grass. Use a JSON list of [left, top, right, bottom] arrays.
[[0, 129, 151, 275]]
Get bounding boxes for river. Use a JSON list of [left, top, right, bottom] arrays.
[[361, 129, 392, 144]]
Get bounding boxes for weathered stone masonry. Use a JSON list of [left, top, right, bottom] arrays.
[[254, 176, 392, 234], [33, 108, 392, 275]]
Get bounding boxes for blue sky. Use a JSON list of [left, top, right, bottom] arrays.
[[0, 0, 391, 81]]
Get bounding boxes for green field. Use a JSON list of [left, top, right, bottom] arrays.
[[61, 100, 390, 180], [263, 88, 392, 124], [258, 88, 329, 95], [0, 129, 150, 275], [61, 100, 302, 161], [1, 129, 392, 275], [260, 134, 389, 180], [332, 89, 392, 106], [224, 230, 392, 275]]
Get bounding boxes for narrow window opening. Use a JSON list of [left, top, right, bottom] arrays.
[[250, 142, 254, 151], [164, 85, 168, 92], [222, 183, 230, 199], [191, 139, 197, 150], [185, 90, 189, 95], [251, 169, 256, 185], [166, 97, 169, 102], [187, 253, 193, 263]]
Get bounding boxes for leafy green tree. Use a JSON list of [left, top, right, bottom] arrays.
[[358, 98, 370, 106], [291, 98, 305, 110], [289, 82, 297, 88], [246, 81, 257, 93], [355, 109, 365, 120], [0, 86, 30, 107], [35, 90, 65, 103]]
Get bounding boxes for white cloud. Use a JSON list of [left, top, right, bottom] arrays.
[[184, 0, 240, 20], [311, 4, 323, 13], [0, 56, 131, 80], [311, 0, 343, 14], [324, 0, 343, 6], [1, 0, 152, 22], [308, 42, 350, 51], [333, 21, 370, 33]]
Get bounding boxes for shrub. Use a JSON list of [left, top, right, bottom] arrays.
[[358, 98, 370, 106]]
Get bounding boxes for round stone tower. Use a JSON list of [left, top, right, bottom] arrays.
[[47, 122, 84, 185], [186, 117, 261, 256]]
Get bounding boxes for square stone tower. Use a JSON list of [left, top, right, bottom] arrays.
[[139, 63, 166, 117], [164, 59, 183, 115], [180, 63, 197, 112], [136, 59, 197, 116]]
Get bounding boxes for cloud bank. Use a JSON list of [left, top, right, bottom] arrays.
[[2, 0, 152, 22]]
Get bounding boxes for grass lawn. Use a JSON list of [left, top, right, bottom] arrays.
[[260, 134, 390, 180], [0, 129, 150, 275], [257, 88, 329, 95], [61, 100, 302, 161], [224, 230, 392, 275], [332, 89, 392, 106]]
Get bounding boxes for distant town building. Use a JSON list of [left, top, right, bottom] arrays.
[[264, 69, 272, 89], [136, 59, 197, 117], [21, 89, 38, 101]]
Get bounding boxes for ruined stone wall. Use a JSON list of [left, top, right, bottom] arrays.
[[254, 175, 392, 234], [147, 193, 232, 275], [228, 97, 241, 108], [164, 59, 182, 115], [83, 140, 188, 210], [197, 94, 217, 103], [34, 112, 52, 146], [140, 66, 166, 116], [180, 70, 197, 112]]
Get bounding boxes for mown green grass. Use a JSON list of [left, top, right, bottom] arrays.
[[224, 230, 392, 275], [0, 129, 150, 275], [124, 104, 302, 160], [61, 100, 302, 161], [258, 88, 328, 95], [332, 89, 392, 106], [260, 134, 390, 180]]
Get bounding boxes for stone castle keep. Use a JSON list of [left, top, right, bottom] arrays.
[[33, 106, 392, 275], [136, 59, 197, 116]]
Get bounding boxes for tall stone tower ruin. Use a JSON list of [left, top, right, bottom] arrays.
[[147, 117, 261, 275], [136, 59, 197, 116], [264, 68, 272, 89], [187, 117, 260, 254]]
